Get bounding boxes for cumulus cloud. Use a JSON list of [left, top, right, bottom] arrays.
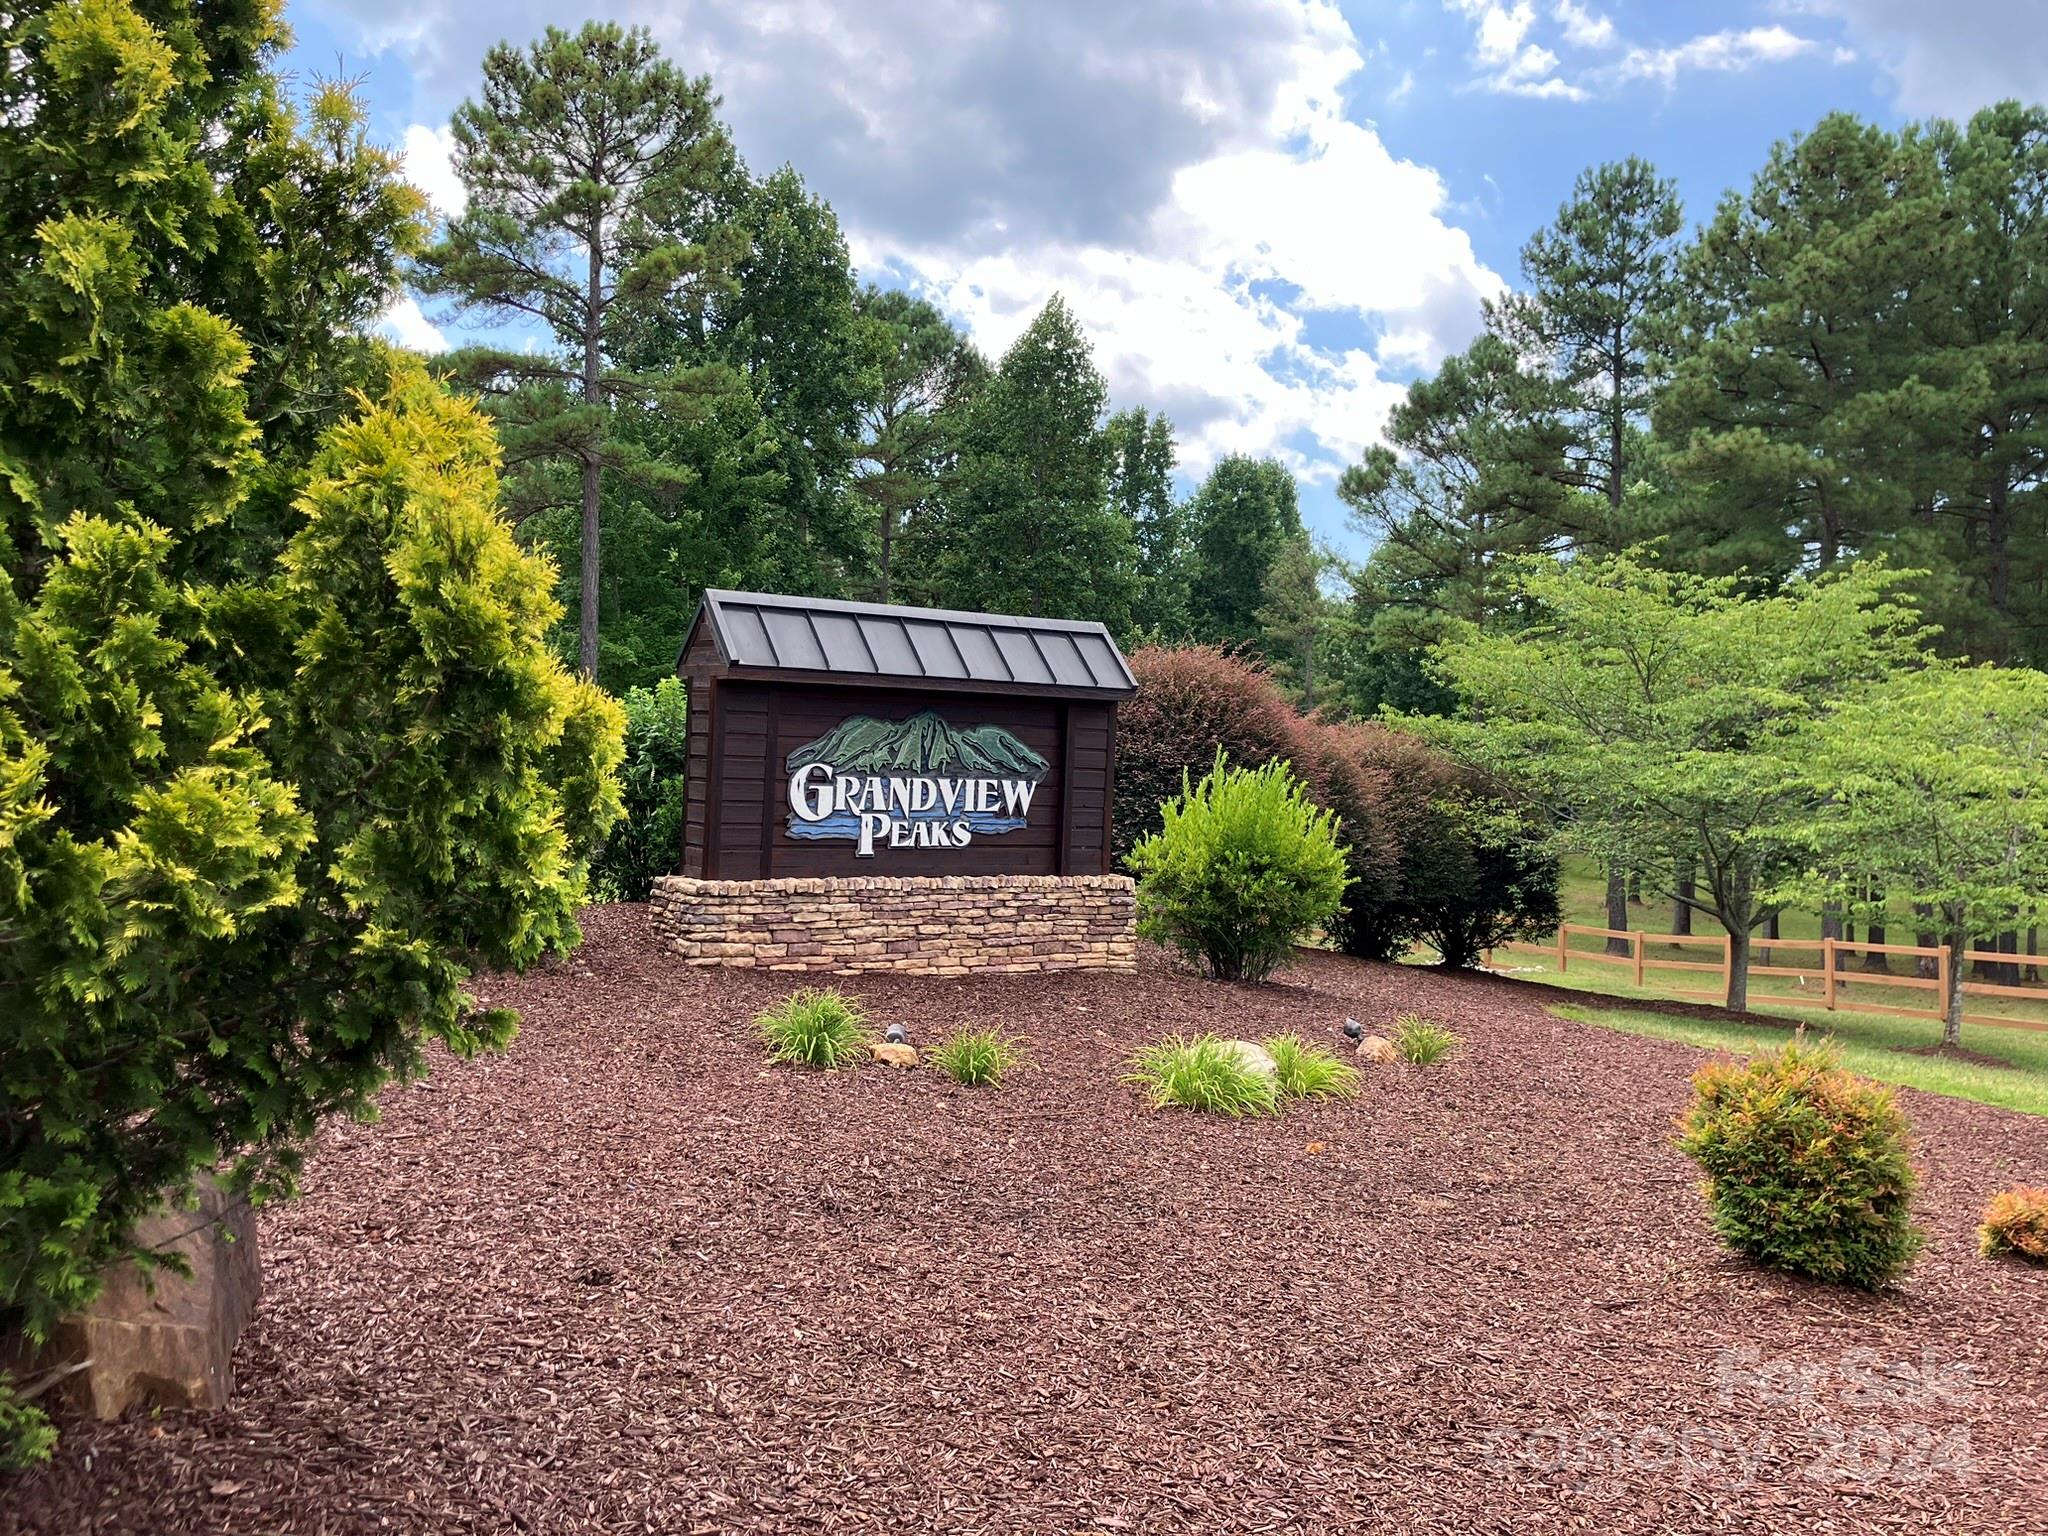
[[400, 123, 466, 218], [379, 292, 449, 353], [332, 0, 1504, 482], [1444, 0, 1823, 99], [1800, 0, 2048, 120], [859, 6, 1502, 480], [1610, 25, 1817, 88]]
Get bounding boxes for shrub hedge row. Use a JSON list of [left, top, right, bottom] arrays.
[[1115, 646, 1558, 967]]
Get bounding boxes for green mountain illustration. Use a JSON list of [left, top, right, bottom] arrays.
[[787, 710, 1047, 779]]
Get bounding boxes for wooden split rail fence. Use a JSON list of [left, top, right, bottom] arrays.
[[1488, 923, 2048, 1034]]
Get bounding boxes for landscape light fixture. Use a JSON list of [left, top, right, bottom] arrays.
[[1342, 1017, 1363, 1041], [885, 1023, 909, 1045]]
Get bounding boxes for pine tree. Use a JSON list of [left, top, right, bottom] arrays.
[[850, 288, 982, 603], [416, 23, 746, 676], [1492, 157, 1682, 552], [936, 297, 1137, 625], [1186, 455, 1304, 652], [1106, 407, 1187, 638], [1654, 115, 1954, 583]]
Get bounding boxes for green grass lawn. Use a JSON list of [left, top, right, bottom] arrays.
[[1549, 999, 2048, 1116]]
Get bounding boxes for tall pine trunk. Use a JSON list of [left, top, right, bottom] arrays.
[[1672, 860, 1694, 936], [579, 233, 604, 679], [1863, 890, 1891, 973]]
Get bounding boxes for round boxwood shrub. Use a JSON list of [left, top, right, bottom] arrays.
[[1676, 1043, 1925, 1289], [1128, 752, 1348, 983]]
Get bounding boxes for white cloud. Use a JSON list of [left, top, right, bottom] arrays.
[[401, 123, 466, 218], [1611, 25, 1817, 88], [1444, 1, 1819, 99], [1552, 0, 1615, 50], [864, 5, 1501, 481], [379, 292, 449, 353], [1801, 0, 2048, 121]]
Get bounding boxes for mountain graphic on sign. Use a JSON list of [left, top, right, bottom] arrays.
[[786, 710, 1048, 779]]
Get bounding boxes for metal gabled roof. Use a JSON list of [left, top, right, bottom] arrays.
[[685, 589, 1137, 697]]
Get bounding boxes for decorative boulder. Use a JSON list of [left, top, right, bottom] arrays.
[[1356, 1035, 1401, 1066], [1220, 1039, 1278, 1079], [871, 1041, 919, 1069], [40, 1176, 261, 1420]]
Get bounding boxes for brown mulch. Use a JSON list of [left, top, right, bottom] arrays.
[[7, 905, 2047, 1536]]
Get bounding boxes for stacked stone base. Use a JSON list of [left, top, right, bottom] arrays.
[[650, 873, 1137, 976]]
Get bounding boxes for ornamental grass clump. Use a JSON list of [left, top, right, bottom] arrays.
[[1128, 752, 1348, 983], [1126, 1034, 1281, 1117], [1264, 1033, 1360, 1101], [1676, 1042, 1925, 1289], [1978, 1186, 2048, 1263], [1392, 1014, 1459, 1065], [755, 988, 871, 1068], [933, 1029, 1023, 1087]]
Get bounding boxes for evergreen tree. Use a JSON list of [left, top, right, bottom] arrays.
[[1185, 454, 1304, 652], [1339, 333, 1574, 632], [850, 287, 982, 603], [1654, 115, 1953, 584], [936, 296, 1137, 625], [1106, 407, 1189, 638], [0, 0, 621, 1461], [1255, 532, 1340, 709], [1919, 104, 2048, 666], [1491, 157, 1682, 552], [416, 23, 746, 676]]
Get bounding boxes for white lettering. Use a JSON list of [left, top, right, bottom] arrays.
[[1001, 778, 1037, 818], [790, 763, 834, 822]]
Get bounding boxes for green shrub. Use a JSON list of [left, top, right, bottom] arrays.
[[590, 678, 689, 901], [1391, 1014, 1459, 1065], [933, 1029, 1024, 1087], [1263, 1033, 1360, 1101], [756, 989, 872, 1068], [1676, 1043, 1925, 1289], [1979, 1186, 2048, 1263], [0, 1379, 57, 1471], [1125, 1034, 1281, 1117], [1128, 752, 1348, 983]]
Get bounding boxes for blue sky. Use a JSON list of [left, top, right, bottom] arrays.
[[284, 0, 2048, 555]]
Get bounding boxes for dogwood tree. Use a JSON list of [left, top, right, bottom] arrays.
[[1780, 665, 2048, 1045], [1412, 555, 1927, 1010]]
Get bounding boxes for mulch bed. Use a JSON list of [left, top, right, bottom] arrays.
[[7, 904, 2047, 1535]]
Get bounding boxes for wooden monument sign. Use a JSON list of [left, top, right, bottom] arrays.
[[675, 590, 1137, 881]]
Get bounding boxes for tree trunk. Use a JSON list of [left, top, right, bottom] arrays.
[[578, 232, 604, 680], [1914, 903, 1938, 980], [1943, 927, 1966, 1048], [2028, 927, 2040, 985], [1301, 639, 1315, 711], [1820, 903, 1843, 945], [1756, 909, 1779, 968], [1672, 861, 1694, 936], [1726, 924, 1751, 1013], [1863, 895, 1891, 973], [878, 501, 894, 604], [1975, 931, 2021, 988], [1605, 867, 1630, 957]]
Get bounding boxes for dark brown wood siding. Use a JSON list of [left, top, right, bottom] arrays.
[[679, 626, 721, 878], [697, 683, 1116, 879]]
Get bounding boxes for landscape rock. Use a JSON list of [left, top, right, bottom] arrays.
[[871, 1041, 919, 1069], [1357, 1035, 1402, 1065], [1220, 1039, 1278, 1079], [40, 1176, 261, 1420]]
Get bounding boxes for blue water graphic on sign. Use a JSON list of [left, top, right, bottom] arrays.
[[787, 810, 1028, 841]]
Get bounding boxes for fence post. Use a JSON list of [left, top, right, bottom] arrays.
[[1633, 930, 1645, 988], [1822, 937, 1836, 1011], [1558, 923, 1569, 975]]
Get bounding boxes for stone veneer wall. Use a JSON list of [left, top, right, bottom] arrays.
[[649, 873, 1137, 976]]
